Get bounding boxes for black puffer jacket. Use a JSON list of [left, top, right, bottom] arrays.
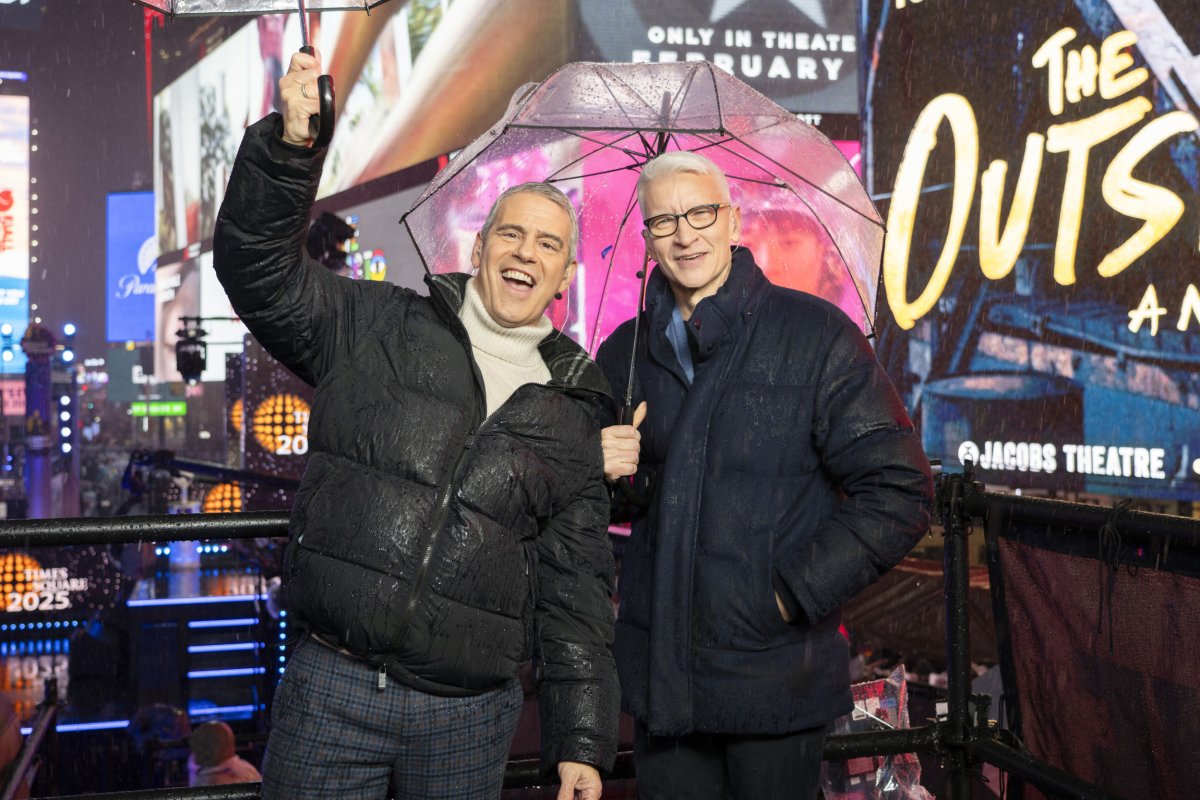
[[596, 249, 933, 737], [214, 115, 618, 771]]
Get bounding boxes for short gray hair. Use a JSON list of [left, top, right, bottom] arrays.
[[481, 182, 579, 260], [636, 151, 732, 209]]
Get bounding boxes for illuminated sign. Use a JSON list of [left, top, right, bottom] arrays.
[[240, 336, 313, 496], [202, 482, 243, 514], [251, 393, 310, 456], [575, 0, 860, 114], [0, 96, 29, 370], [130, 400, 187, 417], [868, 0, 1200, 500], [883, 26, 1198, 332], [0, 547, 127, 618], [106, 192, 157, 343]]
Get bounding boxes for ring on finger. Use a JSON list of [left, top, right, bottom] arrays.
[[300, 82, 310, 100]]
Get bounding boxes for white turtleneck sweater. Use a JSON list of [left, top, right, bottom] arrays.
[[458, 278, 553, 417]]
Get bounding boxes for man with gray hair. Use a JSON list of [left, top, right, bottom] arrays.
[[597, 150, 933, 798], [213, 50, 617, 800]]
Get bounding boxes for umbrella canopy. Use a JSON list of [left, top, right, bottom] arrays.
[[133, 0, 390, 14], [401, 60, 884, 355]]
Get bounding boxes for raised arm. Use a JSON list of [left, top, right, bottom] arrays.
[[212, 52, 400, 387]]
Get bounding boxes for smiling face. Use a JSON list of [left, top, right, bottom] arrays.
[[640, 171, 741, 318], [471, 192, 578, 329]]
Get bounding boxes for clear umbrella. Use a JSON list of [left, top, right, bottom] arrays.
[[401, 60, 883, 426], [403, 61, 881, 338]]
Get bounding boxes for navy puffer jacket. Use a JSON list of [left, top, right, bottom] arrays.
[[214, 115, 618, 772], [596, 248, 933, 736]]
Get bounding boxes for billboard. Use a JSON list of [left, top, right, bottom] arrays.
[[153, 0, 859, 259], [866, 0, 1200, 500], [106, 191, 156, 344], [0, 94, 28, 371], [574, 0, 860, 115]]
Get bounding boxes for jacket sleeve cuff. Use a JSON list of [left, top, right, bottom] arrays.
[[266, 114, 325, 161]]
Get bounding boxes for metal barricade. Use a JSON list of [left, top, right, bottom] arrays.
[[4, 473, 1199, 799]]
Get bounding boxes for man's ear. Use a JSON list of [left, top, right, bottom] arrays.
[[641, 229, 655, 262], [471, 233, 483, 271], [729, 204, 742, 244], [559, 259, 578, 293]]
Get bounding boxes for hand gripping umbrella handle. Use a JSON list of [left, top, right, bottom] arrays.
[[617, 404, 655, 508], [299, 45, 336, 148]]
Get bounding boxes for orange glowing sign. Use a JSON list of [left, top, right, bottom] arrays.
[[202, 482, 243, 514], [251, 393, 310, 456]]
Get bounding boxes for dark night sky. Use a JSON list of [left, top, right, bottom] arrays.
[[0, 1, 224, 361]]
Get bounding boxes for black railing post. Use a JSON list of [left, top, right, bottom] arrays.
[[938, 468, 977, 799]]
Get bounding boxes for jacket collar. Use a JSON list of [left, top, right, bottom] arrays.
[[426, 272, 609, 396], [644, 247, 770, 369]]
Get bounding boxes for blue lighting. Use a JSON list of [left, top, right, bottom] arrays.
[[187, 667, 266, 679], [128, 593, 268, 608], [186, 643, 261, 654], [21, 720, 130, 735], [188, 618, 259, 629], [187, 704, 264, 719], [63, 323, 77, 337]]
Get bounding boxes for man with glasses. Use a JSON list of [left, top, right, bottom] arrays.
[[596, 151, 933, 799]]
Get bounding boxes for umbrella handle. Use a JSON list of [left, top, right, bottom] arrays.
[[617, 403, 654, 508], [299, 45, 336, 148]]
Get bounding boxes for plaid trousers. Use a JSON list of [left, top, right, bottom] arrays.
[[261, 636, 524, 800]]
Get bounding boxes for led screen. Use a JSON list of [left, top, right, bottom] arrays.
[[866, 0, 1200, 499]]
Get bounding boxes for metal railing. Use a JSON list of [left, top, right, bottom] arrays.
[[4, 472, 1198, 799]]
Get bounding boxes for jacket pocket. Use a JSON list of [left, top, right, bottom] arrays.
[[758, 531, 793, 638]]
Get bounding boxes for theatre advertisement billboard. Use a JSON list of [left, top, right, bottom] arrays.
[[867, 1, 1200, 499], [573, 0, 859, 116]]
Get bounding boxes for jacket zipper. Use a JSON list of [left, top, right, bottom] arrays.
[[391, 305, 490, 645], [390, 380, 599, 647], [390, 283, 606, 654], [394, 430, 474, 639]]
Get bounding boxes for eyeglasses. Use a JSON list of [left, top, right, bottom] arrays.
[[643, 203, 730, 238]]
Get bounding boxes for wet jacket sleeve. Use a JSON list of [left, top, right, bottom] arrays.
[[213, 114, 402, 387], [771, 314, 934, 625], [534, 452, 620, 774]]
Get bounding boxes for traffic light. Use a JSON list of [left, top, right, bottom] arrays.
[[175, 318, 208, 385]]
